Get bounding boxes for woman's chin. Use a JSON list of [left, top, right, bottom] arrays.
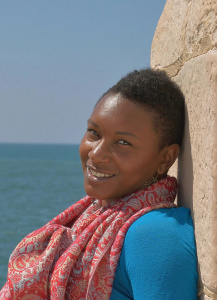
[[84, 184, 116, 202]]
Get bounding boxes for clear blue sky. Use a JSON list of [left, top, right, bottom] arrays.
[[0, 1, 166, 144]]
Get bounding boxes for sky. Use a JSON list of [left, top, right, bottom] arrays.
[[0, 1, 166, 145]]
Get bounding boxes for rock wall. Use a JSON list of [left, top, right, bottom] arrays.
[[151, 1, 217, 299]]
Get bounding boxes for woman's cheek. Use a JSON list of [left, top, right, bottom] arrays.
[[79, 138, 87, 162], [79, 138, 93, 164]]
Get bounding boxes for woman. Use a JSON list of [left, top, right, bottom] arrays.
[[0, 69, 198, 299]]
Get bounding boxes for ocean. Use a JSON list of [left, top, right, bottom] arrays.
[[0, 143, 85, 289]]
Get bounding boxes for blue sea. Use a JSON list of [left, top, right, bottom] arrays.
[[0, 143, 85, 289]]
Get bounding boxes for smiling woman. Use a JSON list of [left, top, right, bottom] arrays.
[[0, 69, 198, 300], [80, 94, 178, 206]]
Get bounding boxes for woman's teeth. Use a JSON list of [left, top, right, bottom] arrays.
[[89, 168, 113, 178]]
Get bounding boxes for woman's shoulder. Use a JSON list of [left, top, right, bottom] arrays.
[[127, 207, 194, 238], [114, 207, 198, 300], [124, 207, 197, 260]]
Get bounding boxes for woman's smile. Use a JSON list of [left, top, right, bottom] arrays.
[[79, 93, 166, 205], [87, 166, 115, 180]]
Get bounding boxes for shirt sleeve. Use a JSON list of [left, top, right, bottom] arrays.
[[112, 207, 198, 300]]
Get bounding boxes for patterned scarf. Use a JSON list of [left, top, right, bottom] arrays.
[[0, 176, 177, 300]]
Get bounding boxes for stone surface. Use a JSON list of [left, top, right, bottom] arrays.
[[203, 295, 214, 300], [173, 50, 217, 298], [151, 0, 217, 297], [151, 0, 217, 76], [200, 285, 217, 299]]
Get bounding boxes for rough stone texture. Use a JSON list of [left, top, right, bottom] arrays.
[[203, 296, 214, 300], [151, 1, 217, 299], [151, 0, 217, 77], [200, 285, 217, 300], [173, 51, 217, 298]]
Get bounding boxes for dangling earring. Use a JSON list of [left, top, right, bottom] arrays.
[[140, 173, 158, 190]]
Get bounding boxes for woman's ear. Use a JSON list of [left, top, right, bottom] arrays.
[[157, 144, 180, 175]]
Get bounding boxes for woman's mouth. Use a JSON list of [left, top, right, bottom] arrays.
[[87, 166, 115, 179]]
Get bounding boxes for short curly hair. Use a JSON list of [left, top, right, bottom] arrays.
[[100, 68, 185, 149]]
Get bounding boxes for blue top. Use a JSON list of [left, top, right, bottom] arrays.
[[110, 208, 198, 300]]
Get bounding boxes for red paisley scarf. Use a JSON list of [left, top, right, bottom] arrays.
[[0, 176, 177, 300]]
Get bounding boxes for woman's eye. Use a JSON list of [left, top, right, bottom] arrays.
[[87, 129, 100, 138], [118, 140, 131, 146]]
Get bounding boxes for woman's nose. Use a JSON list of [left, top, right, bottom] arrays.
[[88, 140, 111, 164]]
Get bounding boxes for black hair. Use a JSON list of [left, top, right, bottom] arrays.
[[100, 68, 185, 149]]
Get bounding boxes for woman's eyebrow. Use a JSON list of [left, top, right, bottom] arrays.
[[87, 119, 140, 140], [87, 119, 98, 128], [115, 131, 140, 140]]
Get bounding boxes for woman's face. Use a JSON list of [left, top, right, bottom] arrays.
[[79, 93, 165, 205]]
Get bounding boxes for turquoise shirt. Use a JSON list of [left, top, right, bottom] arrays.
[[110, 208, 198, 300]]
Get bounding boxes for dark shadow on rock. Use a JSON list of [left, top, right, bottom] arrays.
[[177, 105, 203, 298], [177, 104, 194, 222], [197, 263, 204, 300], [198, 293, 204, 300]]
